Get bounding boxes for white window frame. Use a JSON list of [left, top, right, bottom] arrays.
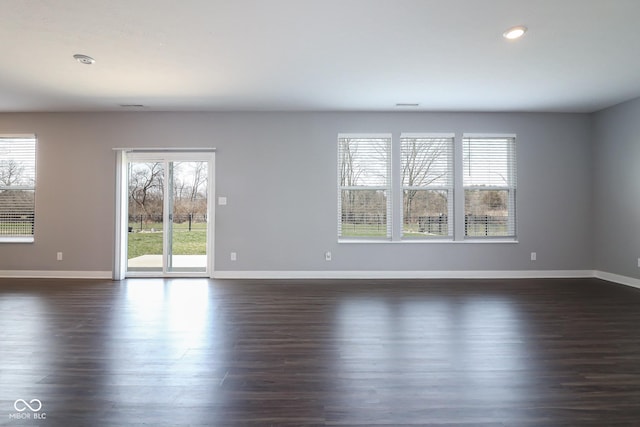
[[0, 134, 37, 243], [338, 134, 392, 240], [400, 133, 454, 240], [337, 132, 518, 243], [461, 134, 517, 240]]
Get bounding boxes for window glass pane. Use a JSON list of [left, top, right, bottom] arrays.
[[0, 189, 35, 237], [339, 137, 389, 187], [463, 137, 515, 187], [402, 189, 449, 238], [128, 162, 164, 272], [401, 135, 454, 239], [465, 189, 511, 236], [0, 136, 36, 241], [340, 189, 388, 238], [401, 137, 452, 187], [463, 136, 516, 238], [338, 135, 391, 239]]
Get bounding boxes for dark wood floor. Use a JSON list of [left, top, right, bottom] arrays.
[[1, 277, 640, 426]]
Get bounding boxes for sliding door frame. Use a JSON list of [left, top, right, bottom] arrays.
[[113, 149, 215, 280]]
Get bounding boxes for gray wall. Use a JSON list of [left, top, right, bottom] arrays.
[[593, 98, 640, 279], [0, 111, 594, 274]]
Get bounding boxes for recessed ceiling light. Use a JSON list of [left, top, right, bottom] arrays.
[[73, 54, 95, 65], [503, 25, 527, 40]]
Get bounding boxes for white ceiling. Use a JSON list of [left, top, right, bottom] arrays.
[[2, 0, 640, 113]]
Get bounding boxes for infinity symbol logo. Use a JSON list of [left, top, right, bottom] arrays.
[[14, 399, 42, 412]]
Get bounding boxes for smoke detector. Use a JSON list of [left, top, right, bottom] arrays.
[[73, 54, 96, 65]]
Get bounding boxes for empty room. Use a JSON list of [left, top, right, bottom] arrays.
[[1, 0, 640, 426]]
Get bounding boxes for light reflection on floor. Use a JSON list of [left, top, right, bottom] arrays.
[[333, 294, 530, 423], [106, 279, 226, 425]]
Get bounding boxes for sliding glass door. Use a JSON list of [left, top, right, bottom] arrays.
[[125, 153, 213, 277], [166, 160, 209, 273], [127, 161, 165, 273]]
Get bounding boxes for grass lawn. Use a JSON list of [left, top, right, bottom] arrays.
[[0, 221, 33, 236], [341, 222, 506, 238], [465, 223, 508, 236], [340, 223, 449, 238], [340, 223, 388, 238], [127, 230, 206, 259]]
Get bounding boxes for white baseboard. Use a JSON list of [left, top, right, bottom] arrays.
[[594, 271, 640, 289], [0, 270, 112, 279], [213, 270, 595, 280], [1, 269, 637, 289]]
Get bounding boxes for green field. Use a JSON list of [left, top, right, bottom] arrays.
[[340, 223, 388, 238], [465, 223, 508, 237], [340, 222, 507, 238], [340, 222, 451, 238], [0, 221, 33, 236], [127, 222, 206, 259]]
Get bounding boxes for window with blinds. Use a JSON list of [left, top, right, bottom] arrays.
[[401, 134, 454, 239], [0, 135, 37, 242], [463, 135, 516, 238], [338, 134, 391, 239]]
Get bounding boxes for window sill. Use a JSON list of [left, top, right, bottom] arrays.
[[0, 237, 34, 243], [338, 238, 518, 244]]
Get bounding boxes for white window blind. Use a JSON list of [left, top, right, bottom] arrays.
[[401, 134, 454, 239], [0, 135, 37, 242], [463, 135, 516, 238], [338, 134, 391, 239]]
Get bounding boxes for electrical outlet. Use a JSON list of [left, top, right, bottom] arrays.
[[57, 252, 63, 261], [530, 252, 537, 261], [230, 252, 237, 261], [325, 251, 332, 261]]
